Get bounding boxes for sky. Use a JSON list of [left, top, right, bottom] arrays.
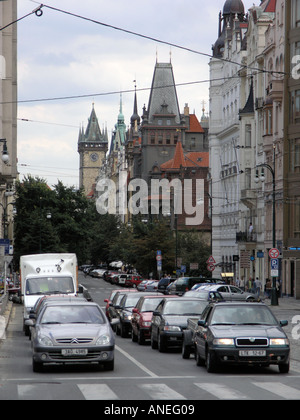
[[17, 0, 256, 189]]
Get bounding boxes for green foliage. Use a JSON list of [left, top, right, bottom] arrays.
[[13, 177, 210, 277]]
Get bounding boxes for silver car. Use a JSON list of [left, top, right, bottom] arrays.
[[26, 300, 117, 372], [201, 285, 258, 302]]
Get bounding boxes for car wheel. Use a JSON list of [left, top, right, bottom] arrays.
[[32, 359, 43, 373], [151, 331, 158, 349], [132, 329, 138, 342], [279, 361, 289, 374], [182, 342, 191, 359], [195, 347, 205, 366], [206, 349, 217, 373], [103, 359, 114, 371], [158, 333, 167, 353], [120, 323, 128, 338], [137, 329, 145, 345]]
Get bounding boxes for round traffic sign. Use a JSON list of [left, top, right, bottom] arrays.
[[269, 248, 279, 259], [207, 264, 215, 272]]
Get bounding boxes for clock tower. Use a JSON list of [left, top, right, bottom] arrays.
[[78, 104, 108, 196]]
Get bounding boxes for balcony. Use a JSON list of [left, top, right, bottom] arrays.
[[236, 231, 257, 243], [240, 188, 256, 208], [269, 79, 284, 103]]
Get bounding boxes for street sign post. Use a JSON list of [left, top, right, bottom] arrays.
[[270, 258, 279, 277]]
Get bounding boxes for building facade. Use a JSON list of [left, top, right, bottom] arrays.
[[282, 0, 300, 297], [78, 104, 108, 197], [0, 0, 18, 263]]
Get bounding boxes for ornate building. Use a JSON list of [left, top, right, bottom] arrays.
[[78, 104, 108, 197]]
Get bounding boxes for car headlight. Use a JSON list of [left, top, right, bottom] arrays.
[[163, 326, 181, 332], [38, 335, 53, 346], [96, 335, 110, 345], [142, 321, 151, 327], [270, 338, 289, 346], [123, 313, 132, 321], [213, 338, 235, 346]]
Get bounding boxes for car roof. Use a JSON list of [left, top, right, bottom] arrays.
[[209, 301, 267, 308], [40, 300, 100, 308]]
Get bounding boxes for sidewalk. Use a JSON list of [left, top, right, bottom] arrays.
[[264, 296, 300, 311]]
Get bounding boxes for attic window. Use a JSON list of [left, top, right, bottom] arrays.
[[197, 157, 203, 163]]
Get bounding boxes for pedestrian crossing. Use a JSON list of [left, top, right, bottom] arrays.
[[1, 379, 300, 400]]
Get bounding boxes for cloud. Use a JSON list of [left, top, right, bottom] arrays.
[[17, 0, 258, 187]]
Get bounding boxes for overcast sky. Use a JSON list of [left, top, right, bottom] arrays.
[[17, 0, 256, 189]]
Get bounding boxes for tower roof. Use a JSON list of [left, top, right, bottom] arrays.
[[147, 62, 181, 124], [223, 0, 245, 16], [79, 104, 108, 144]]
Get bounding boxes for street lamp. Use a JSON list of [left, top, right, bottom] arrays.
[[255, 145, 278, 305], [0, 139, 9, 164]]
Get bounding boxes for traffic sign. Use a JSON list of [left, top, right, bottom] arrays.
[[269, 248, 279, 259], [270, 258, 279, 277], [207, 264, 215, 272], [207, 256, 216, 264]]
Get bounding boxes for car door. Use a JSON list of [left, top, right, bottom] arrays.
[[152, 301, 164, 339], [217, 285, 232, 301], [229, 286, 245, 301], [196, 305, 213, 359]]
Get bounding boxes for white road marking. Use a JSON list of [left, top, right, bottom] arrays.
[[78, 384, 119, 400], [139, 383, 186, 400], [115, 344, 158, 378], [195, 383, 249, 400]]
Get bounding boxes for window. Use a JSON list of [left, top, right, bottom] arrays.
[[290, 138, 300, 173], [245, 168, 251, 189], [264, 107, 273, 135], [291, 90, 300, 124], [292, 0, 300, 27], [245, 124, 251, 147]]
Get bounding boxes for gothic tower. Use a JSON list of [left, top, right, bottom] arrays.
[[78, 104, 108, 196]]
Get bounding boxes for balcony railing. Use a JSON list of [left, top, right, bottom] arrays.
[[236, 231, 257, 243]]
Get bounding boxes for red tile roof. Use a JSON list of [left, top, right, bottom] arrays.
[[186, 114, 205, 133], [160, 141, 209, 170]]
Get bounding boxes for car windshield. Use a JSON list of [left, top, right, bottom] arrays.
[[141, 299, 162, 312], [25, 277, 74, 295], [210, 306, 278, 326], [176, 278, 189, 286], [124, 295, 142, 307], [163, 300, 207, 316], [40, 305, 105, 325]]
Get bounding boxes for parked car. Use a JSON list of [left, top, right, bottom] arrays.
[[107, 290, 138, 325], [89, 269, 107, 278], [151, 297, 209, 352], [137, 280, 159, 291], [115, 292, 162, 338], [183, 289, 224, 301], [26, 300, 118, 372], [117, 274, 143, 288], [104, 289, 132, 318], [131, 295, 177, 345], [157, 277, 176, 294], [194, 301, 290, 373], [167, 277, 213, 295], [201, 284, 258, 302]]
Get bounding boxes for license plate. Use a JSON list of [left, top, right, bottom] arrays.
[[61, 349, 88, 356], [239, 350, 266, 357]]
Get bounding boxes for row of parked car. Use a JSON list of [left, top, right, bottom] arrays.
[[105, 284, 290, 374]]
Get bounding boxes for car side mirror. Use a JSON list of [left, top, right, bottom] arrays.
[[198, 320, 206, 327], [132, 308, 138, 313], [153, 311, 160, 317], [280, 320, 288, 327]]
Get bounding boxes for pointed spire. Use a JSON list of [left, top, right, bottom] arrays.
[[172, 140, 186, 169]]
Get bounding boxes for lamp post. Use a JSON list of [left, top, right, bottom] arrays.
[[0, 139, 9, 164], [255, 145, 278, 305]]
